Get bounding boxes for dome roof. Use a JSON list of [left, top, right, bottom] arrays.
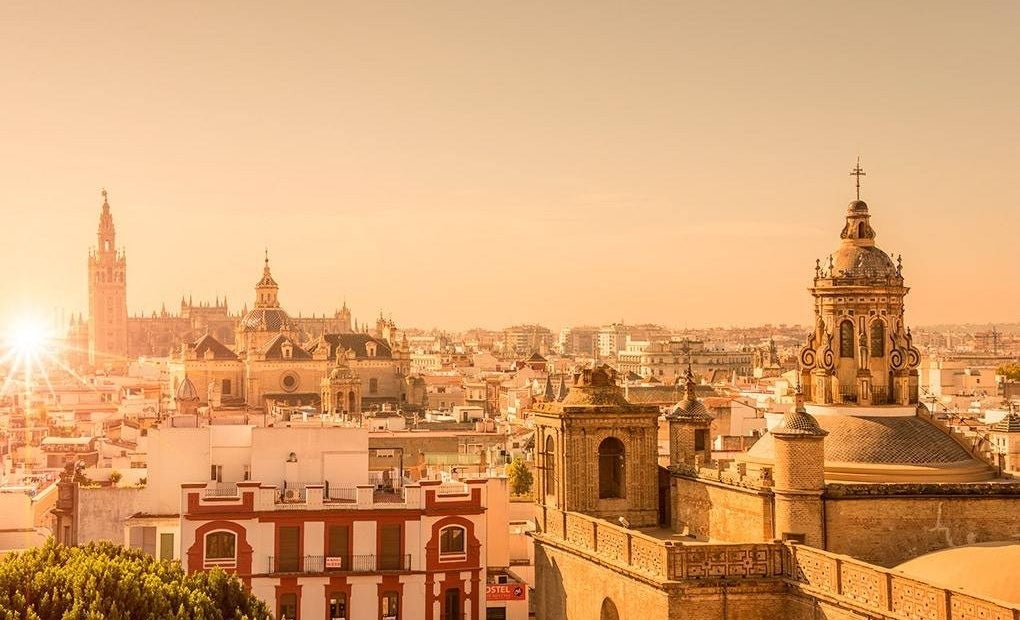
[[176, 376, 199, 401], [745, 414, 995, 482], [665, 366, 712, 423], [847, 199, 869, 213], [829, 245, 899, 280], [896, 542, 1020, 604], [772, 408, 827, 437], [239, 306, 297, 332], [667, 398, 712, 423]]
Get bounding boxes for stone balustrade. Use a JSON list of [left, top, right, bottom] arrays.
[[536, 505, 1020, 619]]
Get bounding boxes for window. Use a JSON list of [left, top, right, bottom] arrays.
[[544, 435, 556, 499], [694, 429, 708, 452], [221, 378, 231, 395], [600, 598, 620, 620], [381, 591, 399, 620], [598, 437, 625, 499], [839, 321, 855, 358], [277, 525, 301, 572], [369, 378, 379, 394], [205, 531, 236, 565], [444, 588, 461, 620], [210, 464, 222, 482], [329, 592, 347, 620], [439, 526, 466, 556], [380, 524, 402, 570], [327, 524, 349, 567], [870, 321, 885, 357], [159, 533, 174, 560], [279, 593, 298, 620]]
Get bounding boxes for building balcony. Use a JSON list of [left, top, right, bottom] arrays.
[[265, 554, 411, 574]]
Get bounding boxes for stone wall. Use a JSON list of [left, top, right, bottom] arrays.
[[76, 486, 145, 545], [789, 545, 1020, 620], [532, 503, 1020, 620], [823, 487, 1020, 566], [673, 476, 773, 542]]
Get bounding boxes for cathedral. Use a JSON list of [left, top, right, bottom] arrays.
[[78, 190, 412, 412], [531, 171, 1020, 619]]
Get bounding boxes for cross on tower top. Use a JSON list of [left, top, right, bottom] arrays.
[[850, 157, 866, 200]]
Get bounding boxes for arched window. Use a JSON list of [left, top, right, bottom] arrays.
[[439, 526, 466, 556], [204, 531, 236, 566], [839, 321, 855, 358], [601, 598, 620, 620], [598, 437, 626, 499], [870, 321, 885, 357], [857, 222, 865, 238], [544, 435, 556, 498]]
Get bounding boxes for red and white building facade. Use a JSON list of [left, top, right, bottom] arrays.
[[177, 439, 522, 620]]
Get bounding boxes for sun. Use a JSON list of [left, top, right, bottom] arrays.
[[4, 316, 53, 359]]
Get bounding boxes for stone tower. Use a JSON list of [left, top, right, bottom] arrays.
[[665, 366, 714, 470], [771, 389, 828, 546], [88, 189, 128, 368], [530, 365, 660, 528], [799, 165, 921, 406]]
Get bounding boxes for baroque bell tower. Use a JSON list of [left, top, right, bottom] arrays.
[[88, 189, 128, 368], [798, 162, 920, 406]]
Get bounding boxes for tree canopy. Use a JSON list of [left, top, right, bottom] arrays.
[[507, 455, 534, 496], [997, 362, 1020, 382], [0, 539, 269, 620]]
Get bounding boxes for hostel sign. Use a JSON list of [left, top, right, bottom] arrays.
[[486, 584, 526, 601]]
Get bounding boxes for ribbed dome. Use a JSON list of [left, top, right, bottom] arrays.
[[239, 306, 297, 332], [665, 366, 712, 423], [772, 408, 827, 437], [667, 398, 712, 423], [745, 414, 995, 482], [176, 376, 199, 401], [829, 245, 899, 280]]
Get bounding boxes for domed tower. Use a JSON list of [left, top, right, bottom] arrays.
[[236, 252, 299, 353], [530, 365, 660, 528], [665, 366, 713, 470], [88, 189, 128, 368], [799, 161, 920, 406], [771, 388, 828, 546]]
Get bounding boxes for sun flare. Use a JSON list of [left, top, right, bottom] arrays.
[[4, 316, 53, 359]]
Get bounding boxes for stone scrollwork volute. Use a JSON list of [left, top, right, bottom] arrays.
[[905, 328, 920, 368], [800, 331, 817, 369]]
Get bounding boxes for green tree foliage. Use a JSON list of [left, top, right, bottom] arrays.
[[506, 456, 534, 496], [0, 539, 269, 620], [997, 362, 1020, 382]]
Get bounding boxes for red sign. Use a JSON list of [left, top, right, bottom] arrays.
[[325, 556, 343, 569], [486, 584, 526, 601]]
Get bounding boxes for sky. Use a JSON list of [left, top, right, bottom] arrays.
[[1, 2, 1018, 332]]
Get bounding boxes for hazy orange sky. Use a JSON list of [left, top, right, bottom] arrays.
[[2, 2, 1018, 331]]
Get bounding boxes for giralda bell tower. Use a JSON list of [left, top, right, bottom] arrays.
[[88, 189, 128, 368]]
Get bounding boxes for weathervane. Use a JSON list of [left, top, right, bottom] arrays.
[[850, 157, 866, 200]]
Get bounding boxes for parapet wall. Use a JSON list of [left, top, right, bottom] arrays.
[[533, 506, 1020, 620]]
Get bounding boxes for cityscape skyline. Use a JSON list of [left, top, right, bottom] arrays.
[[3, 2, 1019, 330]]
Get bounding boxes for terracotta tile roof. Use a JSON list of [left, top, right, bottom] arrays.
[[192, 334, 238, 360]]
